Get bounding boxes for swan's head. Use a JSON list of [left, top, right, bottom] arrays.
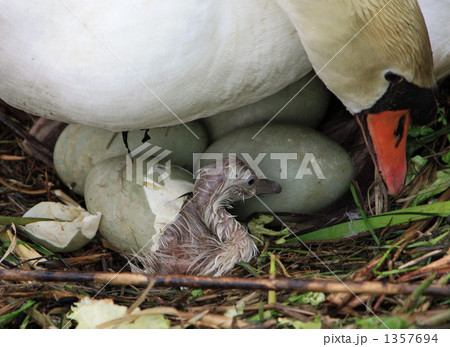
[[194, 158, 282, 205], [277, 0, 437, 194]]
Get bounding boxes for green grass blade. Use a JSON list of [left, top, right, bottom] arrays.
[[287, 201, 450, 242], [0, 300, 35, 327], [0, 216, 68, 225], [350, 183, 380, 246]]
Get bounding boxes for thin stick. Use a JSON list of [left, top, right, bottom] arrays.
[[126, 280, 155, 315], [1, 269, 449, 297], [0, 108, 53, 165], [0, 177, 48, 195]]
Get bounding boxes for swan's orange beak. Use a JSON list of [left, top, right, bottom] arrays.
[[366, 110, 411, 195]]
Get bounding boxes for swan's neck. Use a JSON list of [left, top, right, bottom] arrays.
[[277, 0, 434, 113]]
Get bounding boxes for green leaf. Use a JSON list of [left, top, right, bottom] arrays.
[[24, 242, 54, 256], [288, 292, 326, 306], [278, 315, 321, 329], [287, 201, 450, 242], [408, 125, 434, 138], [19, 314, 31, 329], [442, 152, 450, 165], [236, 261, 261, 278], [355, 316, 410, 329], [0, 247, 20, 264], [405, 155, 428, 186], [407, 229, 449, 248], [0, 300, 35, 328], [246, 309, 277, 322], [411, 169, 450, 206], [189, 289, 204, 300], [417, 125, 450, 143], [248, 214, 291, 241], [437, 107, 447, 126]]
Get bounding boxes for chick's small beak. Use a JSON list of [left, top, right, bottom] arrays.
[[255, 179, 282, 195], [365, 109, 411, 195]]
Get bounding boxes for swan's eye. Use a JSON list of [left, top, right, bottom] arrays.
[[385, 72, 403, 83], [247, 178, 255, 186]]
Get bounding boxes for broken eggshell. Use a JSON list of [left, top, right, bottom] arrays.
[[84, 156, 194, 252], [21, 202, 101, 253]]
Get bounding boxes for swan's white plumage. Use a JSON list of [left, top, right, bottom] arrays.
[[0, 0, 447, 131], [0, 0, 309, 130], [418, 0, 450, 81]]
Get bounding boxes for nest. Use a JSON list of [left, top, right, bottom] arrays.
[[0, 79, 449, 329]]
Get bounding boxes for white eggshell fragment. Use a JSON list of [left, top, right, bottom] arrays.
[[84, 156, 194, 252], [21, 202, 101, 253], [54, 121, 208, 195], [202, 124, 354, 218], [201, 71, 331, 142]]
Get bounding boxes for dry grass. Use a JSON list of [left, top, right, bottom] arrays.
[[0, 80, 449, 329]]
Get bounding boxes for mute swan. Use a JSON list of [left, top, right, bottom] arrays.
[[0, 0, 447, 195], [0, 0, 310, 130], [0, 1, 447, 130], [277, 0, 440, 194]]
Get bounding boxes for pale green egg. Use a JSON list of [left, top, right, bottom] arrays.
[[201, 71, 331, 142], [54, 122, 208, 195], [202, 124, 354, 218]]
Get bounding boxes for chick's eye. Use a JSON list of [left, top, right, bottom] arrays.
[[247, 178, 255, 186]]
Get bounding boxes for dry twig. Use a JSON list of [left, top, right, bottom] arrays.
[[1, 269, 449, 297]]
